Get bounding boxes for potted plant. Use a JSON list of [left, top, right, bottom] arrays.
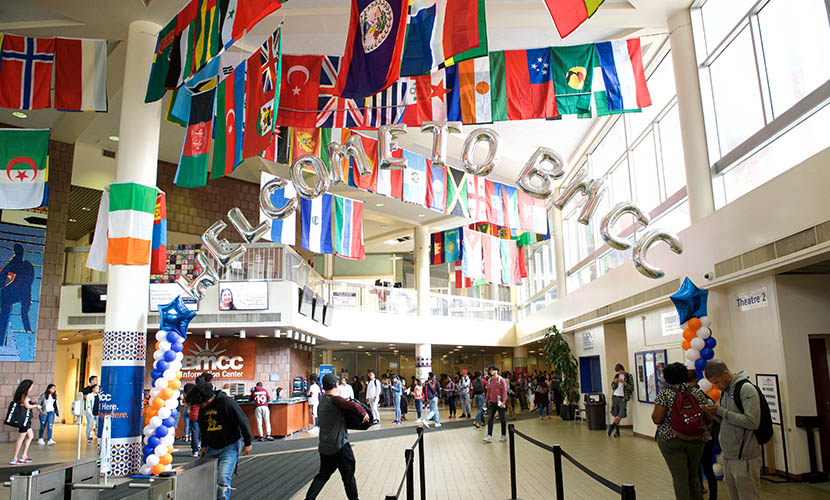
[[543, 325, 580, 420]]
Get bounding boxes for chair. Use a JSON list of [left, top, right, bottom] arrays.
[[573, 407, 585, 423]]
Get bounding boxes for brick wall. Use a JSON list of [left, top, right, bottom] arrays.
[[0, 140, 73, 442]]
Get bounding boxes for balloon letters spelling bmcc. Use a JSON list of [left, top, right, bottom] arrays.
[[421, 121, 462, 169], [599, 202, 651, 250], [326, 133, 373, 179], [290, 154, 331, 200], [227, 207, 269, 245], [259, 176, 298, 220], [378, 124, 408, 170], [553, 167, 607, 225], [515, 147, 566, 199], [202, 220, 246, 268], [461, 128, 501, 177], [632, 228, 684, 279]]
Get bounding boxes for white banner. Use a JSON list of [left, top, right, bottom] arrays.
[[736, 287, 769, 311], [661, 311, 682, 336], [756, 374, 782, 425]]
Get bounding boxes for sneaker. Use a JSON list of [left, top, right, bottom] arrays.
[[415, 418, 421, 422], [483, 435, 492, 443], [18, 457, 31, 464], [474, 422, 480, 428], [499, 435, 507, 442], [256, 437, 264, 442], [606, 424, 613, 437], [10, 460, 17, 465], [434, 422, 441, 428], [87, 438, 92, 444], [265, 436, 274, 441], [422, 420, 430, 428], [47, 440, 56, 445], [192, 452, 199, 457], [37, 438, 45, 445]]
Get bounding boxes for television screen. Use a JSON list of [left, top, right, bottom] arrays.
[[218, 282, 268, 311], [312, 295, 325, 322], [81, 284, 107, 313], [299, 286, 313, 317], [149, 283, 198, 311], [322, 304, 333, 327]]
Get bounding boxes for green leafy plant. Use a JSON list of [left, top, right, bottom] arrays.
[[543, 325, 579, 404]]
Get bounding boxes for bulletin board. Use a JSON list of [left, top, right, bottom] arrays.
[[635, 349, 667, 404]]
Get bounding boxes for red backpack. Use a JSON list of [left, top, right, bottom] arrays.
[[670, 389, 706, 440]]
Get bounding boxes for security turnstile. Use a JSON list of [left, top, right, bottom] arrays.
[[104, 458, 217, 500], [6, 458, 113, 500]]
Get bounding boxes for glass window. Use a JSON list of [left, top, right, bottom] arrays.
[[590, 118, 626, 174], [333, 351, 355, 378], [597, 249, 629, 277], [356, 352, 377, 380], [709, 26, 766, 156], [650, 200, 691, 235], [758, 0, 830, 117], [657, 104, 686, 197], [379, 352, 399, 375], [701, 0, 756, 52], [631, 132, 661, 213], [629, 52, 676, 139]]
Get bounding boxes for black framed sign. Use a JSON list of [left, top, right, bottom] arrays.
[[636, 349, 667, 404]]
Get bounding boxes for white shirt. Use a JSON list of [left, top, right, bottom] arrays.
[[366, 378, 381, 400], [85, 392, 96, 413], [613, 375, 625, 397], [308, 384, 321, 406], [43, 395, 56, 413], [338, 384, 354, 400]]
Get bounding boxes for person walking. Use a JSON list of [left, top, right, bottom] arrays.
[[338, 376, 355, 400], [365, 371, 381, 426], [186, 382, 252, 500], [308, 374, 322, 427], [652, 362, 712, 500], [183, 383, 200, 457], [84, 384, 99, 444], [381, 374, 391, 407], [421, 372, 442, 429], [608, 363, 634, 438], [37, 384, 58, 445], [412, 379, 424, 421], [472, 370, 486, 428], [534, 376, 549, 420], [304, 373, 368, 500], [351, 377, 363, 402], [483, 365, 508, 443], [517, 374, 528, 412], [8, 379, 40, 464], [446, 376, 457, 419], [458, 371, 472, 418], [703, 360, 763, 500], [251, 382, 274, 441], [390, 374, 402, 424]]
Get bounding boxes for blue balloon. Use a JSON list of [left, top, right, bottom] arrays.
[[155, 360, 169, 372], [143, 445, 155, 457], [169, 409, 178, 420], [159, 297, 196, 339], [162, 417, 176, 428], [704, 336, 717, 349], [669, 277, 709, 324], [694, 358, 708, 372], [171, 342, 184, 353], [700, 347, 715, 360], [154, 425, 169, 438], [150, 369, 162, 380], [163, 350, 177, 362], [166, 330, 182, 344], [147, 435, 161, 448]]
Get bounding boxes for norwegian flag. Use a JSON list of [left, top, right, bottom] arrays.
[[0, 35, 55, 110], [316, 55, 365, 128]]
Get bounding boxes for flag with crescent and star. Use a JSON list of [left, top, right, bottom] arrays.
[[276, 54, 322, 128], [0, 128, 50, 210]]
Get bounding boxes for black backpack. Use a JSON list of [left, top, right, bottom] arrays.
[[473, 378, 484, 395], [337, 397, 374, 430], [731, 380, 773, 451]]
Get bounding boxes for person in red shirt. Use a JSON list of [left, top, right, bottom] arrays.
[[251, 382, 274, 441], [183, 383, 201, 457], [483, 365, 508, 443]]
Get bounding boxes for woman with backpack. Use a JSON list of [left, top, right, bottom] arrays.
[[471, 371, 486, 428], [8, 379, 40, 464], [652, 363, 713, 500], [446, 376, 457, 419], [534, 376, 550, 420]]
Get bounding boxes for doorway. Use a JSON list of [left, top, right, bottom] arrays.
[[808, 337, 830, 472]]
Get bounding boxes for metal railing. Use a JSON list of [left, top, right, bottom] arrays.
[[429, 292, 513, 321], [310, 280, 418, 315], [508, 424, 636, 500], [385, 427, 426, 500]]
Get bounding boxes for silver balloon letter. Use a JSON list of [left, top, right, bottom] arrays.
[[378, 124, 408, 170], [176, 251, 219, 300], [290, 154, 331, 200], [632, 229, 684, 279], [326, 133, 372, 178], [202, 220, 246, 269], [553, 167, 607, 225], [227, 207, 269, 245], [421, 121, 461, 169], [461, 128, 501, 177], [260, 176, 297, 220], [516, 147, 566, 199], [599, 202, 651, 250]]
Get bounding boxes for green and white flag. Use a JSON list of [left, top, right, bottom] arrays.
[[0, 129, 49, 209]]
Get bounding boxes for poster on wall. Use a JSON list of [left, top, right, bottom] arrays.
[[635, 353, 647, 403], [756, 374, 782, 425], [661, 311, 682, 336], [0, 221, 46, 362], [150, 282, 198, 311], [332, 291, 357, 307], [636, 349, 668, 404], [655, 350, 667, 393], [218, 281, 268, 311], [645, 351, 657, 402]]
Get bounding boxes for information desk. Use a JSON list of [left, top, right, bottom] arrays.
[[238, 397, 312, 437]]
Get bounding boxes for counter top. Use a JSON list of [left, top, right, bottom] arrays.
[[236, 397, 308, 405]]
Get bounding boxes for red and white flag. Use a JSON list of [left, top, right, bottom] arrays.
[[0, 35, 55, 110], [54, 38, 107, 111]]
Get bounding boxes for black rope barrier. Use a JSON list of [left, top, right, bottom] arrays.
[[385, 427, 426, 500], [558, 448, 621, 494], [512, 428, 555, 453]]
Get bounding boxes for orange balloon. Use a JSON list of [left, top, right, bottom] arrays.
[[681, 339, 692, 350], [168, 445, 174, 455], [152, 397, 165, 409], [688, 318, 702, 331], [161, 388, 174, 400], [159, 454, 172, 465], [176, 371, 183, 380], [155, 342, 160, 350], [706, 387, 721, 401], [682, 328, 696, 341], [168, 379, 182, 391], [151, 464, 165, 475]]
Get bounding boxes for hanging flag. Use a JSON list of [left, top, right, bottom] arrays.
[[551, 44, 595, 115], [543, 0, 605, 39], [86, 188, 109, 272], [350, 134, 379, 192], [496, 225, 511, 239], [54, 38, 107, 112], [429, 163, 446, 211], [482, 234, 501, 284], [239, 0, 284, 35], [490, 48, 557, 121], [446, 167, 469, 218], [517, 188, 536, 232], [377, 161, 404, 199], [402, 66, 460, 126], [242, 27, 282, 159], [218, 0, 244, 49], [150, 192, 168, 275], [532, 197, 548, 234], [0, 128, 49, 209], [175, 87, 216, 188], [466, 174, 487, 221], [301, 193, 333, 254], [400, 0, 481, 77], [447, 0, 488, 65], [501, 239, 521, 285], [320, 127, 351, 179], [457, 56, 492, 124], [363, 78, 412, 128], [277, 54, 322, 128], [262, 126, 291, 163], [517, 245, 528, 278], [596, 38, 651, 111], [291, 127, 322, 161], [190, 0, 220, 78], [0, 35, 55, 110], [145, 19, 177, 102], [107, 183, 157, 266], [461, 228, 483, 281], [402, 150, 428, 205], [317, 56, 365, 128], [431, 232, 444, 265], [334, 0, 409, 99], [165, 86, 191, 127], [501, 184, 520, 230], [211, 59, 245, 179], [259, 172, 296, 244], [334, 196, 365, 260], [165, 15, 196, 91], [443, 227, 461, 263], [454, 262, 473, 288], [485, 179, 505, 226]]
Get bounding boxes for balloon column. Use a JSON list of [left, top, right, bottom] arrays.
[[138, 297, 196, 476], [670, 278, 721, 402]]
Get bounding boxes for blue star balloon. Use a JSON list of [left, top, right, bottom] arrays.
[[159, 296, 196, 338], [670, 277, 709, 324]]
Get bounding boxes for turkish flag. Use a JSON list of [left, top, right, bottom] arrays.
[[277, 54, 322, 128]]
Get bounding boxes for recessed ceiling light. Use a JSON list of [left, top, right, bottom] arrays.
[[340, 342, 350, 345], [375, 203, 384, 207], [108, 135, 119, 142], [61, 337, 69, 341], [69, 218, 77, 223], [384, 239, 398, 245], [256, 334, 267, 338], [357, 345, 364, 349], [381, 225, 388, 228], [81, 207, 91, 211], [456, 345, 463, 349], [12, 111, 28, 119], [417, 214, 425, 217], [502, 352, 507, 355], [480, 349, 485, 352]]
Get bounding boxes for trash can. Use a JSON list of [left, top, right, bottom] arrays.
[[584, 393, 607, 430]]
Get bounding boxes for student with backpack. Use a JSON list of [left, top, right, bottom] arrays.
[[483, 365, 508, 443], [703, 360, 769, 500], [471, 371, 486, 428], [422, 373, 442, 429], [651, 363, 712, 500]]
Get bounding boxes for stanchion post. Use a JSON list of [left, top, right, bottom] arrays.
[[417, 427, 426, 500], [621, 484, 635, 500], [405, 448, 415, 500], [553, 444, 564, 500], [508, 424, 518, 500]]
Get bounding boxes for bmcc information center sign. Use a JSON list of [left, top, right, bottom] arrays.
[[179, 337, 257, 380]]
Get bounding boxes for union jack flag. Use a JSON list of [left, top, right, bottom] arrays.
[[259, 28, 281, 95], [316, 56, 365, 128]]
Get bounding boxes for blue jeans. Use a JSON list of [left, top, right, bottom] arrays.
[[189, 420, 200, 454], [84, 411, 95, 439], [173, 405, 182, 438], [414, 399, 422, 418], [38, 411, 55, 440], [538, 402, 548, 418], [204, 440, 242, 500], [474, 395, 486, 424], [425, 397, 440, 424], [183, 413, 191, 439], [393, 395, 401, 421]]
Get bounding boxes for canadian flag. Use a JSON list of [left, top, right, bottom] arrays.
[[54, 38, 107, 111]]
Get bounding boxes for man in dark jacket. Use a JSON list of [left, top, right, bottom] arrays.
[[186, 382, 252, 500], [305, 373, 368, 500]]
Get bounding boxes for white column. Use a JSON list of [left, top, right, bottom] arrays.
[[669, 10, 715, 223], [551, 207, 568, 297], [413, 226, 430, 316], [415, 343, 432, 383], [101, 20, 162, 477], [514, 346, 528, 376], [323, 254, 334, 280]]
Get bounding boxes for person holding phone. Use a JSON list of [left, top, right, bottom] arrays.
[[608, 364, 634, 438]]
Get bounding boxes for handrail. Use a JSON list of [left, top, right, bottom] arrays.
[[508, 424, 636, 500], [385, 426, 426, 500]]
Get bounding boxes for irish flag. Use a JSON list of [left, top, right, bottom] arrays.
[[106, 182, 157, 266], [334, 195, 365, 260]]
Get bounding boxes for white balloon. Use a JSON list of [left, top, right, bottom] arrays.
[[157, 407, 171, 419], [690, 337, 705, 351], [159, 341, 171, 352], [700, 316, 711, 328], [145, 454, 160, 467], [685, 349, 701, 361], [139, 464, 153, 476], [170, 390, 181, 401], [162, 434, 175, 446], [156, 330, 168, 342], [685, 359, 696, 369], [696, 327, 712, 340], [169, 361, 182, 372], [164, 398, 178, 409], [154, 444, 168, 456], [150, 416, 162, 428], [153, 351, 163, 361], [175, 352, 184, 362], [143, 425, 154, 437], [150, 388, 161, 399], [699, 379, 713, 393], [165, 464, 173, 472], [154, 378, 167, 389], [163, 368, 176, 380]]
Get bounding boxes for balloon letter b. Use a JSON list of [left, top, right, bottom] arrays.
[[516, 147, 565, 199]]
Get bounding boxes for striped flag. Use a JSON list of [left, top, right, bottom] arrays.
[[54, 38, 107, 112], [500, 239, 521, 285], [402, 150, 428, 206], [190, 0, 220, 78], [260, 172, 296, 244], [334, 196, 365, 260], [301, 193, 333, 254], [175, 87, 216, 188], [106, 183, 157, 266], [320, 127, 351, 181], [485, 179, 505, 226], [150, 192, 167, 275], [377, 164, 404, 200], [501, 184, 520, 230], [461, 228, 482, 281], [457, 56, 492, 124], [482, 233, 501, 284], [211, 59, 245, 179], [363, 78, 412, 128], [431, 232, 444, 265], [596, 38, 651, 111]]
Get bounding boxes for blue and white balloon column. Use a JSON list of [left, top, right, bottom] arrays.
[[138, 297, 195, 476]]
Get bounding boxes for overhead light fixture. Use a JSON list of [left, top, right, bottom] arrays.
[[61, 337, 69, 341], [384, 239, 398, 245], [256, 334, 267, 338], [480, 349, 485, 352], [300, 333, 306, 342], [69, 218, 77, 223], [274, 329, 280, 337], [205, 330, 212, 339], [340, 342, 350, 345], [456, 345, 463, 349], [108, 135, 119, 142], [239, 329, 246, 338], [12, 111, 28, 119], [357, 345, 364, 349], [81, 207, 91, 211], [417, 214, 425, 217], [293, 331, 300, 340], [381, 225, 388, 228], [375, 203, 384, 207], [311, 337, 317, 345]]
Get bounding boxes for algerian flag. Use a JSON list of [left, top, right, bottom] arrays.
[[0, 129, 49, 210]]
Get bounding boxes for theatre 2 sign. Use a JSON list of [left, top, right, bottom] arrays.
[[180, 338, 256, 380]]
